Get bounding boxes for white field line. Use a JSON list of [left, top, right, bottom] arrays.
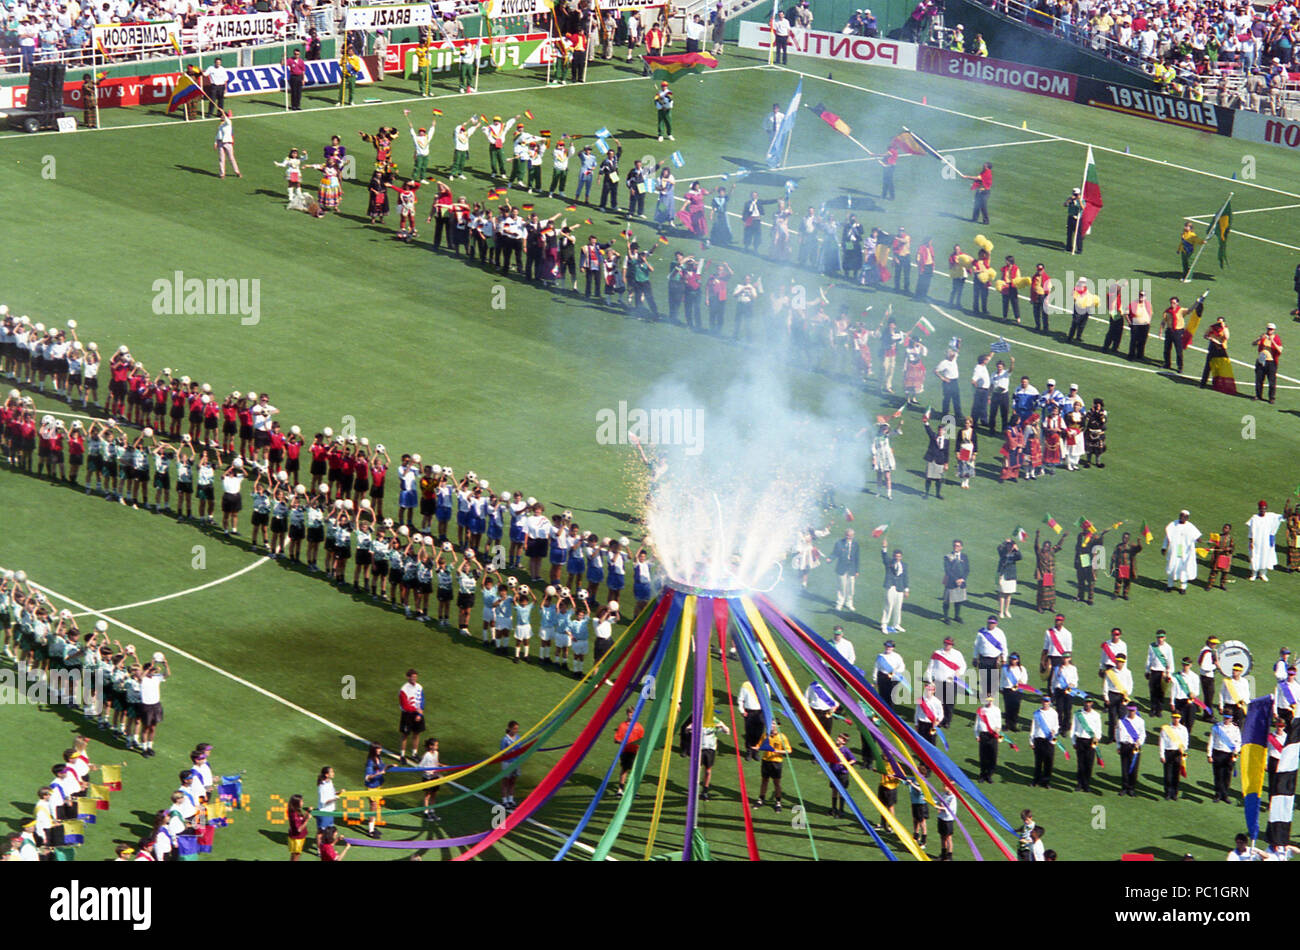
[[70, 555, 271, 617]]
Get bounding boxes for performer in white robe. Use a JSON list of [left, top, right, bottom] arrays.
[[1246, 500, 1284, 581], [1162, 509, 1200, 592]]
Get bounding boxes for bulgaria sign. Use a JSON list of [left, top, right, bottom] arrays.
[[917, 47, 1076, 101], [196, 13, 290, 47], [344, 4, 436, 31], [737, 22, 918, 70], [92, 21, 181, 53]]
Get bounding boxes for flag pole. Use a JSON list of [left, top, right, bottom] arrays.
[[1182, 191, 1232, 283], [475, 13, 485, 94], [780, 113, 795, 168], [1072, 145, 1090, 255]]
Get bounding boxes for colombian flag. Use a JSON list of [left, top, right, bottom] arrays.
[[812, 102, 852, 137], [889, 128, 944, 161], [62, 820, 86, 845], [167, 73, 204, 114], [76, 800, 99, 823], [642, 52, 719, 82], [1241, 697, 1272, 839]]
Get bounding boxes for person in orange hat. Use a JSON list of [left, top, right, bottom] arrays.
[[653, 81, 674, 142]]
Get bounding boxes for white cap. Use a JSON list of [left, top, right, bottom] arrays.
[[1046, 378, 1056, 386], [1069, 383, 1079, 390]]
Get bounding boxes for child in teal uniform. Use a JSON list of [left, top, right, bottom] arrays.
[[512, 585, 534, 664]]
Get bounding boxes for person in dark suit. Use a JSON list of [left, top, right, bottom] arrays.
[[941, 539, 969, 623], [922, 419, 950, 500], [832, 528, 860, 612], [880, 536, 910, 633]]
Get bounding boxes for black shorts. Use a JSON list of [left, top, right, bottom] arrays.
[[337, 474, 354, 495], [289, 523, 305, 540], [306, 525, 324, 543], [254, 430, 271, 448], [370, 484, 385, 499], [189, 409, 203, 425], [153, 473, 170, 491], [251, 510, 269, 526], [525, 537, 548, 559], [268, 449, 284, 464], [204, 416, 218, 431], [139, 702, 163, 728], [399, 710, 425, 735], [700, 748, 716, 768], [457, 591, 475, 608], [619, 748, 638, 772], [335, 547, 351, 562], [223, 420, 238, 435], [196, 484, 214, 502], [170, 404, 185, 420], [109, 379, 128, 398], [355, 549, 372, 566], [353, 478, 369, 494], [221, 492, 242, 513], [374, 560, 390, 577], [271, 517, 287, 534], [760, 760, 784, 780], [878, 786, 898, 808], [911, 802, 930, 822], [420, 498, 437, 516], [310, 460, 327, 477], [285, 457, 299, 474], [437, 587, 453, 603], [938, 818, 955, 837], [177, 480, 192, 495], [418, 578, 432, 594], [239, 423, 254, 441]]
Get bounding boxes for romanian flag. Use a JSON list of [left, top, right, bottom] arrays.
[[1140, 522, 1154, 544], [62, 820, 86, 845], [1241, 697, 1273, 839], [871, 523, 889, 538], [167, 73, 204, 114], [1214, 198, 1232, 268], [1078, 145, 1103, 240], [98, 764, 123, 791], [1043, 513, 1062, 535], [642, 52, 719, 82], [812, 102, 852, 137], [889, 128, 944, 161]]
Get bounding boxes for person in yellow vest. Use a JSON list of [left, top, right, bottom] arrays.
[[913, 238, 935, 300], [1218, 662, 1251, 719], [1030, 263, 1053, 334], [551, 34, 571, 84], [81, 72, 98, 128], [999, 255, 1021, 324], [1190, 80, 1204, 103], [971, 249, 993, 315], [340, 46, 363, 106], [1177, 220, 1202, 279], [973, 33, 988, 57], [1159, 711, 1189, 800], [413, 36, 432, 96]]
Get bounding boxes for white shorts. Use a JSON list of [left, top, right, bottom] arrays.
[[553, 632, 571, 648], [482, 606, 496, 624], [572, 639, 588, 654], [515, 623, 531, 641], [539, 626, 555, 643]]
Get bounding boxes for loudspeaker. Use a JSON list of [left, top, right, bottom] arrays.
[[27, 63, 66, 115]]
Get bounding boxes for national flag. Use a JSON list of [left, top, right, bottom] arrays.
[[76, 800, 98, 823], [1241, 696, 1272, 838], [1266, 714, 1300, 846], [765, 78, 802, 169], [871, 524, 889, 538], [197, 825, 215, 854], [595, 138, 610, 155], [62, 820, 86, 845], [1214, 198, 1232, 268], [989, 337, 1011, 353], [657, 235, 670, 245], [1043, 513, 1062, 535], [1078, 145, 1103, 241], [1140, 522, 1154, 544], [176, 833, 202, 859], [843, 507, 854, 523], [566, 205, 577, 211], [671, 151, 684, 168], [431, 108, 444, 116], [167, 74, 204, 114], [583, 218, 592, 225], [1110, 521, 1124, 530], [88, 785, 111, 809], [206, 800, 230, 828], [642, 52, 719, 82], [889, 128, 944, 161], [1208, 356, 1237, 395], [914, 316, 935, 336], [1014, 526, 1028, 541], [522, 203, 535, 211], [594, 127, 610, 139], [1074, 517, 1095, 536], [524, 109, 534, 119], [98, 764, 123, 791], [812, 102, 852, 137], [481, 114, 490, 124], [218, 775, 244, 808]]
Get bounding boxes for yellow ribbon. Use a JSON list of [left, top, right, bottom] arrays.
[[643, 596, 693, 859]]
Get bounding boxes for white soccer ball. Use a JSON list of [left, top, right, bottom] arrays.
[[295, 484, 307, 495], [479, 479, 490, 490], [118, 345, 128, 354], [231, 390, 242, 400], [201, 382, 212, 393], [442, 541, 452, 551], [15, 570, 27, 582], [545, 585, 556, 596], [360, 498, 371, 509], [411, 453, 422, 464], [88, 342, 98, 352], [431, 464, 442, 475], [142, 427, 153, 438], [276, 471, 288, 483], [248, 391, 258, 402], [323, 426, 333, 438], [383, 518, 394, 528], [334, 499, 345, 510], [507, 576, 518, 587], [527, 496, 537, 506], [162, 367, 172, 376], [34, 323, 45, 333], [399, 525, 410, 536], [7, 389, 18, 399], [577, 589, 589, 600], [375, 444, 385, 454], [343, 499, 354, 511], [290, 425, 301, 436], [67, 319, 77, 329], [95, 620, 108, 632], [360, 437, 369, 447], [608, 600, 620, 612]]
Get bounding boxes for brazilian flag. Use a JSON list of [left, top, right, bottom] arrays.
[[1214, 199, 1232, 268]]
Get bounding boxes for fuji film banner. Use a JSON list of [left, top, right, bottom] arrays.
[[737, 21, 918, 70], [386, 33, 551, 73], [195, 13, 290, 47]]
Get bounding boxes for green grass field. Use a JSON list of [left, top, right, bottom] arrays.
[[2, 43, 1299, 863]]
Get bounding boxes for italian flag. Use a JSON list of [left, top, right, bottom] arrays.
[[1078, 145, 1103, 240], [1043, 513, 1062, 535], [1014, 526, 1028, 541], [1141, 522, 1154, 544], [871, 524, 889, 538]]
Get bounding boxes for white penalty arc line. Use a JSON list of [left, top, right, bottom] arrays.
[[775, 66, 1300, 201], [0, 64, 765, 141], [8, 568, 606, 859], [70, 555, 271, 617]]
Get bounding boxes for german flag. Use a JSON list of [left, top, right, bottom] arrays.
[[521, 203, 535, 211], [657, 235, 670, 245], [812, 103, 852, 137], [566, 205, 577, 211], [431, 108, 444, 116], [641, 52, 719, 82], [889, 128, 944, 161]]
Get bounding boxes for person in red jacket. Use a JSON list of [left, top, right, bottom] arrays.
[[999, 255, 1021, 325], [964, 161, 992, 224]]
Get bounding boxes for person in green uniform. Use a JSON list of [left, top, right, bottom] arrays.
[[340, 46, 362, 106], [653, 81, 674, 141], [458, 39, 476, 93], [413, 36, 433, 96]]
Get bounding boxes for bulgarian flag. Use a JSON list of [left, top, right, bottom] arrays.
[[1140, 522, 1154, 544], [1077, 145, 1103, 244], [1043, 513, 1062, 535], [871, 523, 889, 538], [914, 316, 935, 336], [813, 103, 852, 137], [642, 52, 719, 82]]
